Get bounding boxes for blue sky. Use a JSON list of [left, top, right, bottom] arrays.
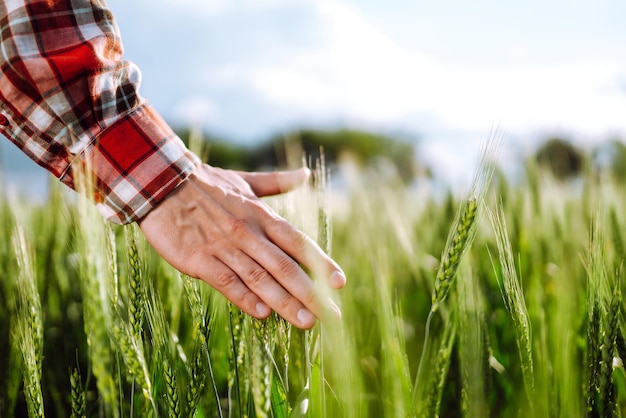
[[105, 0, 626, 136], [3, 0, 626, 191], [104, 0, 626, 185]]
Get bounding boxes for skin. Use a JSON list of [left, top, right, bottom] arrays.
[[139, 164, 346, 329]]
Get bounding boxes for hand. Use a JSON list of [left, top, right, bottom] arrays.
[[138, 164, 346, 329]]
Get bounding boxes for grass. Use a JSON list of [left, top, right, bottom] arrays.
[[2, 138, 626, 416]]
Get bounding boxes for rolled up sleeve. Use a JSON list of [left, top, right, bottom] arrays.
[[0, 0, 199, 223]]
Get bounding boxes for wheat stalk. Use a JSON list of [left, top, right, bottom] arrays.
[[586, 303, 601, 417], [457, 261, 488, 417], [16, 323, 44, 418], [105, 224, 120, 307], [13, 226, 44, 418], [186, 339, 208, 416], [583, 217, 616, 418], [431, 132, 500, 311], [609, 208, 624, 266], [125, 224, 145, 341], [599, 284, 620, 417], [145, 280, 181, 417], [422, 319, 456, 418], [414, 133, 501, 408], [182, 275, 219, 416], [250, 318, 274, 418], [110, 322, 153, 402], [182, 272, 225, 416], [488, 204, 535, 407], [73, 169, 120, 415]]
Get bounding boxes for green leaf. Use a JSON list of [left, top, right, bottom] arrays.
[[271, 374, 288, 418]]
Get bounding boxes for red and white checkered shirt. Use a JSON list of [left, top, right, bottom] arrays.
[[0, 0, 200, 224]]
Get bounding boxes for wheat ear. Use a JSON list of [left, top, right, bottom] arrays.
[[488, 204, 535, 407], [70, 367, 86, 418], [414, 132, 501, 407], [13, 226, 44, 418]]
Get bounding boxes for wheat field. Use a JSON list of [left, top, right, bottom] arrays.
[[1, 141, 626, 417]]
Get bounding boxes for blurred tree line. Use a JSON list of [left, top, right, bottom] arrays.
[[177, 128, 419, 183], [535, 137, 626, 182], [176, 127, 626, 184]]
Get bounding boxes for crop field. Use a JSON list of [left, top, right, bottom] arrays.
[[1, 139, 626, 417]]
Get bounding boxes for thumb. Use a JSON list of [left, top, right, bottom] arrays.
[[238, 167, 311, 197]]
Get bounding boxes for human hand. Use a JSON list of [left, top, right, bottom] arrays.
[[138, 164, 346, 329]]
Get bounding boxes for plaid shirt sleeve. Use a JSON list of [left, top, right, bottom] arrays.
[[0, 0, 200, 224]]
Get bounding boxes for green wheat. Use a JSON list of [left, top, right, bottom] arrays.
[[488, 204, 535, 408]]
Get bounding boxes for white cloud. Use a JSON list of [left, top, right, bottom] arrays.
[[198, 0, 626, 183], [134, 0, 297, 16], [118, 0, 626, 144], [213, 0, 626, 139], [172, 96, 219, 127], [145, 0, 230, 15], [207, 1, 440, 122]]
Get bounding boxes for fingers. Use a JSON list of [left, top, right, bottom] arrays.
[[228, 216, 346, 328], [264, 218, 347, 289], [238, 168, 311, 197], [200, 256, 273, 320], [218, 215, 341, 328], [219, 249, 320, 329]]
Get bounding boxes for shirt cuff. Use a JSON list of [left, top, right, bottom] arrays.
[[77, 104, 200, 224]]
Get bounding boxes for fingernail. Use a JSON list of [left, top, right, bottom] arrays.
[[297, 308, 316, 327], [256, 302, 271, 317], [330, 271, 347, 288]]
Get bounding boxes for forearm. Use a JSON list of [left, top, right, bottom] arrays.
[[0, 0, 199, 223]]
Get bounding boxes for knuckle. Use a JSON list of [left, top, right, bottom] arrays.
[[278, 293, 293, 311], [300, 287, 318, 307], [185, 250, 209, 278], [242, 198, 271, 220], [246, 266, 269, 287], [213, 270, 239, 289], [270, 215, 289, 227], [241, 291, 261, 308], [291, 229, 310, 252], [277, 257, 301, 278], [229, 217, 252, 237], [267, 216, 291, 235]]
